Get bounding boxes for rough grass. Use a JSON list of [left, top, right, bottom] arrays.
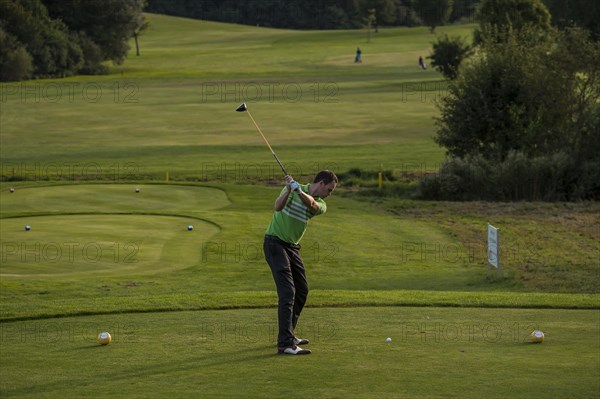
[[384, 199, 600, 293]]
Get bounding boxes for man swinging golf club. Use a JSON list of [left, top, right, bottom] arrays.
[[235, 103, 338, 354], [264, 170, 337, 355]]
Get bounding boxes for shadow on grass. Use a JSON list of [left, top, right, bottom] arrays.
[[3, 344, 276, 398]]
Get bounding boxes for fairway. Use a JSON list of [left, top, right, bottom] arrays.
[[0, 12, 598, 399], [0, 14, 459, 179], [1, 307, 598, 398]]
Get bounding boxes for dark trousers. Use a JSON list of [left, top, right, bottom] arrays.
[[264, 235, 309, 348]]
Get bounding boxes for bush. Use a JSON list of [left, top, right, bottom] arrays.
[[417, 151, 600, 201], [0, 28, 32, 82], [435, 27, 600, 161], [429, 34, 472, 80], [0, 0, 83, 79], [75, 32, 108, 75]]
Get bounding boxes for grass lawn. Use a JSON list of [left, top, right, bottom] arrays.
[[0, 13, 598, 399], [0, 182, 597, 326], [1, 14, 468, 180], [1, 307, 598, 398]]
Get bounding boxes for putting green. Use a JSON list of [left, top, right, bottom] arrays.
[[0, 184, 229, 217], [0, 214, 218, 278]]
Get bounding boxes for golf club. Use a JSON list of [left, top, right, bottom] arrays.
[[236, 102, 288, 176]]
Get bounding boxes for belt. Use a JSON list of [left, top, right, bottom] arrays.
[[265, 235, 299, 248]]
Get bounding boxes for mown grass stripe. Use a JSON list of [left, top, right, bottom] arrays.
[[1, 290, 597, 322]]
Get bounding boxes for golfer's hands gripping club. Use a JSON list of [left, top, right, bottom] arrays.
[[278, 175, 319, 215], [285, 175, 300, 193]]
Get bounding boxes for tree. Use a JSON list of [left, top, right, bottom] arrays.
[[365, 8, 377, 42], [394, 0, 421, 26], [474, 0, 551, 43], [429, 34, 472, 79], [414, 0, 453, 32], [0, 0, 83, 79], [0, 28, 33, 82], [543, 0, 600, 41], [133, 18, 150, 56], [0, 0, 146, 80], [358, 0, 398, 30], [449, 0, 479, 22], [435, 27, 600, 161], [423, 25, 600, 201], [43, 0, 147, 65]]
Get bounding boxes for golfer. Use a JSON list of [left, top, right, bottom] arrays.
[[264, 170, 338, 355], [355, 47, 362, 63]]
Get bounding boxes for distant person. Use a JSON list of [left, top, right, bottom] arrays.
[[419, 56, 427, 70], [355, 47, 362, 63]]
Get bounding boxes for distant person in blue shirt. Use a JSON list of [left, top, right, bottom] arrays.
[[355, 47, 362, 63]]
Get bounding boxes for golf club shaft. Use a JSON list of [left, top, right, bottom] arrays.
[[245, 110, 288, 176]]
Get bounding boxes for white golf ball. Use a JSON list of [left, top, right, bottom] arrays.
[[25, 225, 31, 231], [530, 330, 544, 343], [386, 337, 392, 343], [97, 332, 112, 345], [187, 225, 193, 231]]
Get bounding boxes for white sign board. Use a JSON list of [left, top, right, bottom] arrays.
[[487, 224, 499, 269]]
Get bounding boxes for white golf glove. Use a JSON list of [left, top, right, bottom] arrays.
[[290, 180, 300, 192]]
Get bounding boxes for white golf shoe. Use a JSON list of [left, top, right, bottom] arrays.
[[293, 337, 309, 345], [277, 345, 311, 355]]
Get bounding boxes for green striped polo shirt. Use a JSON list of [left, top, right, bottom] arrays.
[[265, 183, 327, 244]]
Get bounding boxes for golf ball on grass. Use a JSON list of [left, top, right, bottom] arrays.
[[386, 337, 392, 343], [530, 330, 544, 343], [135, 188, 140, 193], [97, 332, 112, 345], [187, 225, 193, 231], [9, 187, 14, 193], [25, 225, 31, 231]]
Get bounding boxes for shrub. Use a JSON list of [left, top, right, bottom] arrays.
[[429, 34, 472, 80], [0, 28, 32, 82], [417, 151, 600, 201]]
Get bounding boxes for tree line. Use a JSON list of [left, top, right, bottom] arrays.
[[145, 0, 480, 30], [145, 0, 598, 37], [3, 0, 597, 81], [0, 0, 146, 81]]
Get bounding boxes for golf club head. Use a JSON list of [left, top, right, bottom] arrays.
[[235, 103, 248, 112]]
